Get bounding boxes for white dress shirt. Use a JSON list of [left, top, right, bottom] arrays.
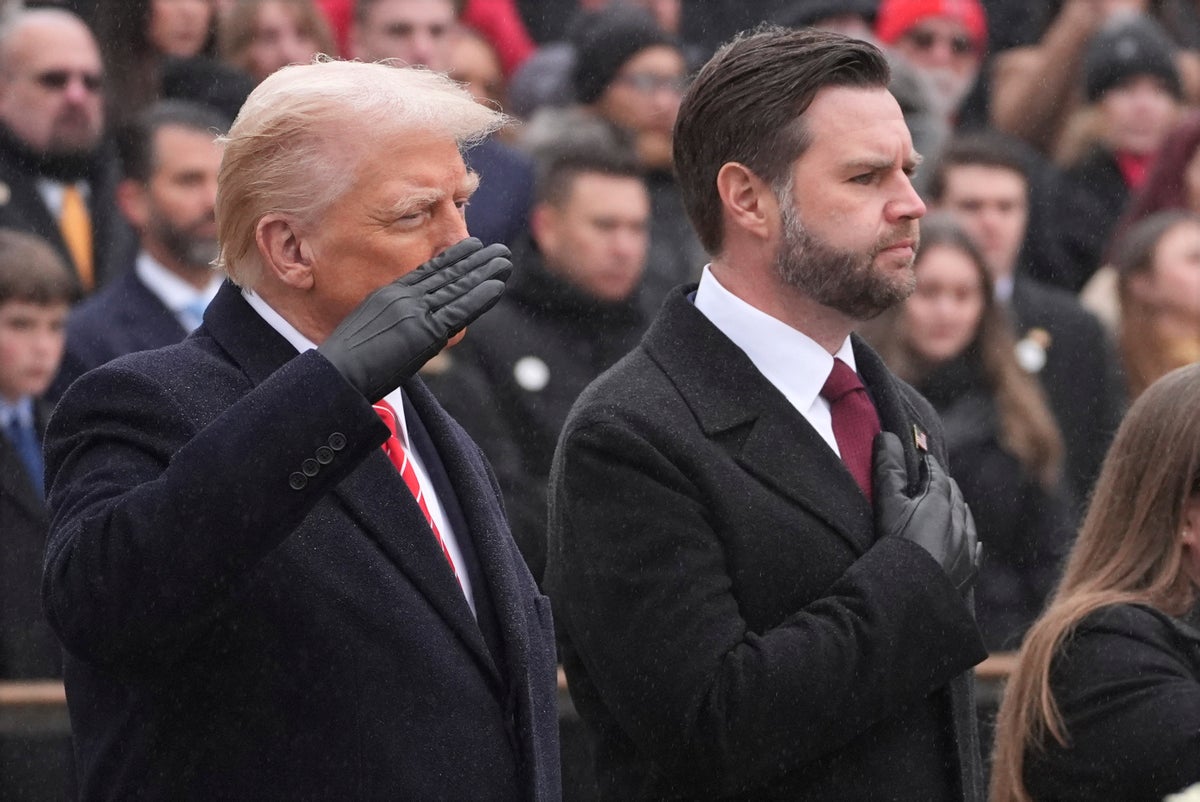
[[136, 252, 223, 332], [241, 289, 476, 616], [693, 265, 857, 458]]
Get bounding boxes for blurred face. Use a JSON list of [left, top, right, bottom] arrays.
[[447, 30, 503, 107], [891, 16, 982, 115], [936, 164, 1028, 281], [299, 130, 474, 339], [1186, 148, 1200, 212], [596, 44, 687, 137], [903, 243, 986, 363], [126, 125, 224, 278], [1133, 219, 1200, 324], [0, 16, 105, 156], [535, 172, 650, 302], [242, 0, 324, 82], [150, 0, 214, 57], [352, 0, 456, 70], [774, 86, 925, 320], [0, 300, 68, 403], [1098, 75, 1179, 155]]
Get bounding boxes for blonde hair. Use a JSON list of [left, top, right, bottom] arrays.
[[214, 57, 506, 287], [990, 362, 1200, 802]]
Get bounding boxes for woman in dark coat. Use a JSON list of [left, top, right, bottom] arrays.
[[867, 213, 1075, 652], [990, 362, 1200, 801]]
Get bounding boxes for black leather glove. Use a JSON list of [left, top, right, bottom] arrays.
[[873, 431, 981, 593], [318, 238, 511, 402]]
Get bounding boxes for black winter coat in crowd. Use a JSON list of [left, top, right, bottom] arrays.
[[431, 237, 648, 581], [1024, 603, 1200, 800], [915, 356, 1076, 651]]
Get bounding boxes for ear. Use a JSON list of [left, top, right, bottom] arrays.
[[116, 179, 150, 230], [716, 161, 777, 243], [255, 214, 315, 290], [530, 202, 558, 253]]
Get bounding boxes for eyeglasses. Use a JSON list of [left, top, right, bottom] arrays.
[[614, 72, 690, 95], [902, 28, 979, 57], [32, 70, 104, 93]]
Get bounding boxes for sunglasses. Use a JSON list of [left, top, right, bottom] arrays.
[[33, 70, 104, 93], [903, 28, 979, 57]]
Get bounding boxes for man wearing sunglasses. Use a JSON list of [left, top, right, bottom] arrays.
[[0, 9, 131, 294], [875, 0, 988, 121]]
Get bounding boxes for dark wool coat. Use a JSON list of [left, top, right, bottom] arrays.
[[42, 282, 561, 800], [546, 287, 988, 800]]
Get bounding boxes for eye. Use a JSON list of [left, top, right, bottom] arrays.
[[850, 173, 876, 185]]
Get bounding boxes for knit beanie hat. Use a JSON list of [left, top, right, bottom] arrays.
[[1084, 15, 1182, 102], [875, 0, 987, 50], [571, 6, 676, 105]]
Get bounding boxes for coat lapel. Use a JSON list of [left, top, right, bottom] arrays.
[[202, 283, 500, 686], [405, 377, 533, 693], [643, 290, 876, 554]]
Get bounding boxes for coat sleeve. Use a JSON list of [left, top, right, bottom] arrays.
[[546, 416, 986, 794], [42, 350, 383, 673]]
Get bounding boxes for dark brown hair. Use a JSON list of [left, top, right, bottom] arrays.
[[672, 26, 889, 255], [0, 229, 78, 306], [924, 132, 1031, 204]]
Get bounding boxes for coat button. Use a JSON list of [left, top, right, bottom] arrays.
[[328, 432, 347, 451], [301, 458, 319, 477], [288, 472, 307, 490], [315, 446, 334, 464]]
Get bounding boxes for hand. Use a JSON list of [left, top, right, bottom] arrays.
[[873, 432, 981, 593], [318, 238, 511, 401]]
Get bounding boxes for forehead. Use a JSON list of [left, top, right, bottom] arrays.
[[152, 125, 224, 166], [3, 18, 101, 74], [363, 0, 455, 28], [564, 172, 650, 212], [942, 164, 1027, 201], [621, 45, 685, 75], [346, 130, 466, 202], [797, 86, 914, 167]]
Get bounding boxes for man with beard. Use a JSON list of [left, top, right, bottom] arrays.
[[0, 8, 131, 292], [545, 28, 988, 801], [50, 100, 226, 398]]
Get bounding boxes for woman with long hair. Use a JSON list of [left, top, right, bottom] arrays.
[[1111, 210, 1200, 400], [990, 363, 1200, 801], [867, 213, 1074, 651], [218, 0, 336, 84]]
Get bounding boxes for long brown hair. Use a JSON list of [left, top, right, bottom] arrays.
[[990, 363, 1200, 802], [1112, 210, 1200, 399], [872, 213, 1063, 489]]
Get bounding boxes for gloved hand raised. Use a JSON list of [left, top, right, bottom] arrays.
[[319, 238, 511, 402], [873, 431, 981, 594]]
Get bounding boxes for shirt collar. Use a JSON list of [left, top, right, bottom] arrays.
[[136, 251, 223, 314], [693, 265, 855, 411], [0, 394, 35, 429]]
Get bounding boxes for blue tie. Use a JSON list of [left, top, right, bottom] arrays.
[[5, 416, 44, 498]]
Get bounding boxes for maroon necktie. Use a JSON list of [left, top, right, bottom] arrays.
[[820, 358, 882, 501]]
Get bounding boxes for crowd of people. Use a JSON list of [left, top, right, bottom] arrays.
[[0, 0, 1197, 800]]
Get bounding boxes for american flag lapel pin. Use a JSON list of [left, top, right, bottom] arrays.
[[912, 425, 928, 452]]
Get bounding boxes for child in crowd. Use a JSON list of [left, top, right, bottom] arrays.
[[0, 227, 77, 797]]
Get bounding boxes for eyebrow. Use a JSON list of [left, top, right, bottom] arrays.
[[388, 172, 480, 217], [843, 152, 924, 173]]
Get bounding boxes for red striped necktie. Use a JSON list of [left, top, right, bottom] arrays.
[[373, 400, 460, 582], [820, 358, 882, 502]]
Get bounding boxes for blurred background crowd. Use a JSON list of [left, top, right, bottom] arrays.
[[1, 0, 1199, 798]]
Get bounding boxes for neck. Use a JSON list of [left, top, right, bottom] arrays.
[[710, 255, 853, 354], [0, 124, 96, 181], [253, 284, 331, 344]]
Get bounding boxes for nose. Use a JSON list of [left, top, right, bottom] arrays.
[[888, 174, 926, 222], [439, 203, 471, 251]]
